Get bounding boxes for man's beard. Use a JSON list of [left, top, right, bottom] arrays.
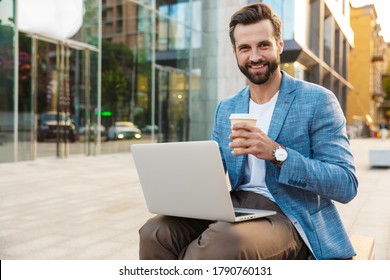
[[238, 58, 279, 85]]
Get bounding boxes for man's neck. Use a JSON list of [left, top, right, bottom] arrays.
[[249, 70, 282, 104]]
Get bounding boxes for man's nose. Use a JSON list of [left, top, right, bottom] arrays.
[[249, 49, 262, 61]]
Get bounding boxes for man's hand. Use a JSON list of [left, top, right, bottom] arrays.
[[229, 123, 277, 160]]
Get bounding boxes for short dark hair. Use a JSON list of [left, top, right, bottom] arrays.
[[229, 3, 282, 48]]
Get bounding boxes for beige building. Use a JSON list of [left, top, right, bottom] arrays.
[[382, 44, 390, 122], [348, 4, 388, 134]]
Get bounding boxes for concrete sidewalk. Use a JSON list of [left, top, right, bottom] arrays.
[[0, 138, 389, 259]]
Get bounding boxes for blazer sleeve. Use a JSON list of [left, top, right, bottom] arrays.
[[276, 90, 358, 204], [211, 101, 227, 171]]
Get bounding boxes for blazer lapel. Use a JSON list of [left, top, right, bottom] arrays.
[[234, 86, 251, 113], [268, 72, 297, 141]]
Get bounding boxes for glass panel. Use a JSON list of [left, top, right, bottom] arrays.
[[324, 15, 333, 66], [263, 0, 295, 40], [69, 48, 98, 156], [156, 67, 189, 142], [29, 40, 98, 158], [72, 0, 101, 47], [17, 33, 32, 160], [32, 41, 75, 158], [0, 0, 16, 162], [84, 50, 100, 155], [189, 0, 218, 140], [154, 0, 192, 142], [101, 0, 152, 153], [158, 0, 191, 50]]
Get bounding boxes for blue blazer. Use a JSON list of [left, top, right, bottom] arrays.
[[211, 71, 358, 260]]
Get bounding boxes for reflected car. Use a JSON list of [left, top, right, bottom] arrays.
[[107, 121, 142, 140], [37, 111, 77, 142], [141, 125, 159, 134], [79, 124, 107, 141]]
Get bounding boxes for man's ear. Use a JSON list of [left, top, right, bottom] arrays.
[[278, 39, 284, 54]]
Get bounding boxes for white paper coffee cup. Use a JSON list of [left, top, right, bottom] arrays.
[[229, 114, 258, 150]]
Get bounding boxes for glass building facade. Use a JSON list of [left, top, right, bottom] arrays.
[[1, 0, 101, 163], [0, 0, 353, 163], [101, 0, 218, 151], [272, 0, 354, 114], [1, 0, 220, 163]]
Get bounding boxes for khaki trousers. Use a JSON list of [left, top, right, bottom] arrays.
[[139, 191, 308, 260]]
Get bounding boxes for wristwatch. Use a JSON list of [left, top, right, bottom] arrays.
[[271, 145, 288, 167]]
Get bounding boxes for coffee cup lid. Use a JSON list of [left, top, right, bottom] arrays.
[[229, 113, 258, 120]]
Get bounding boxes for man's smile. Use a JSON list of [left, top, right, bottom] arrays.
[[248, 62, 268, 73]]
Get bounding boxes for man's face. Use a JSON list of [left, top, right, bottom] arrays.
[[233, 20, 283, 85]]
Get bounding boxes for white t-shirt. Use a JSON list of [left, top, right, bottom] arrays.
[[236, 92, 279, 202]]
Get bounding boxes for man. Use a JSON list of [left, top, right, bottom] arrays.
[[379, 119, 388, 141], [139, 3, 358, 260]]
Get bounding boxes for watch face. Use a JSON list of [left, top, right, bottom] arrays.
[[275, 148, 288, 161]]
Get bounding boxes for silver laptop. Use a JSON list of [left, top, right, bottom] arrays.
[[131, 140, 276, 222]]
